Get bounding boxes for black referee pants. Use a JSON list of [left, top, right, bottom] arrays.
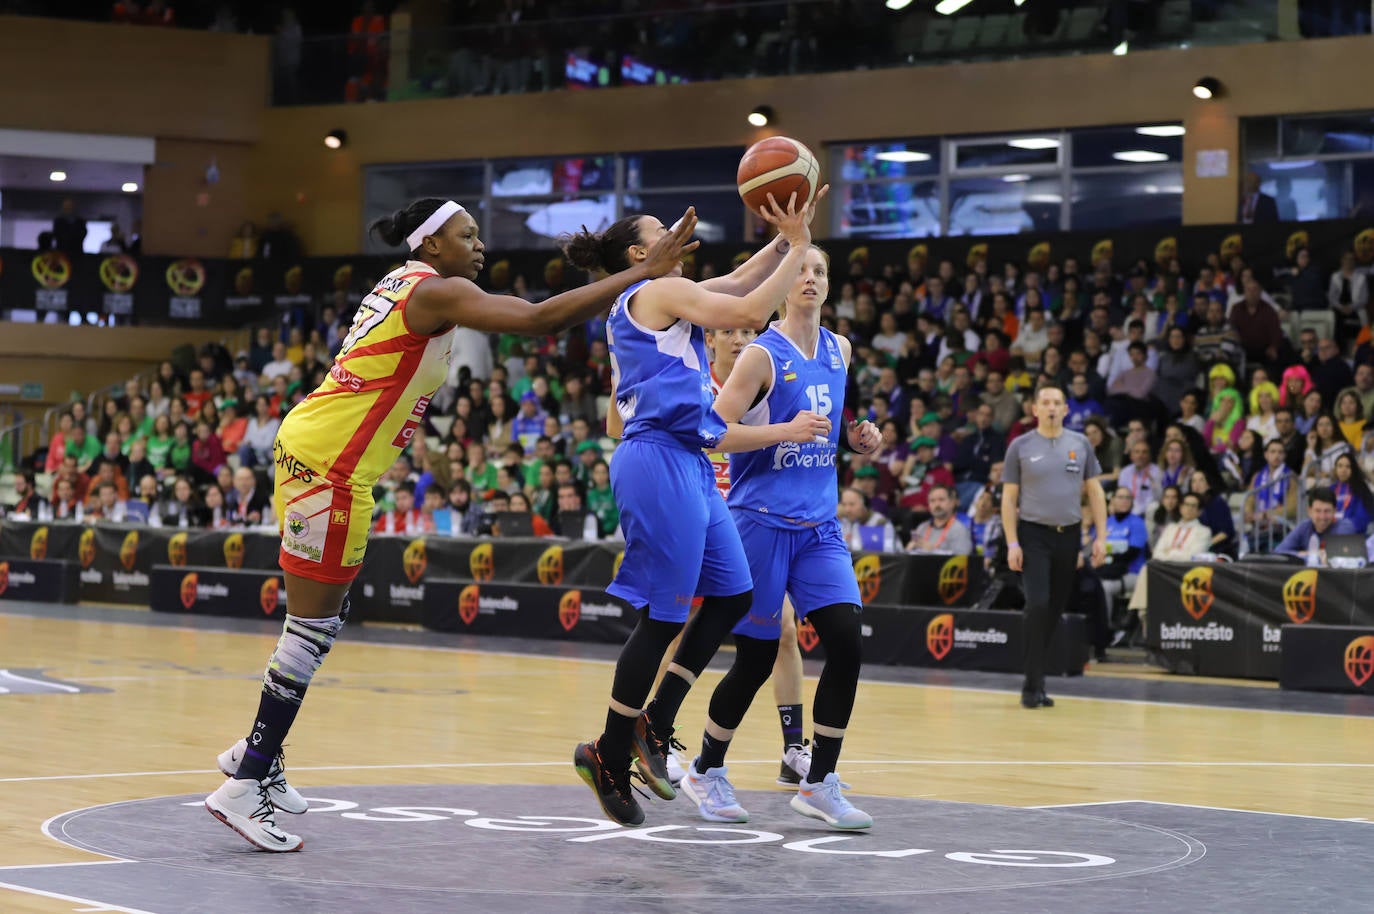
[[1020, 521, 1081, 693]]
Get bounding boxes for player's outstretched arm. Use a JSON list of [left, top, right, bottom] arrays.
[[409, 209, 699, 336], [700, 185, 829, 296], [636, 192, 812, 331]]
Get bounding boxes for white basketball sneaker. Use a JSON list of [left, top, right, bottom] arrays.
[[217, 739, 309, 815], [665, 751, 687, 788], [205, 778, 304, 852], [790, 772, 872, 830]]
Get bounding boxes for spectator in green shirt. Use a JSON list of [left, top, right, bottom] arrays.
[[65, 425, 102, 472], [586, 459, 619, 537], [465, 441, 500, 499], [145, 414, 174, 470]]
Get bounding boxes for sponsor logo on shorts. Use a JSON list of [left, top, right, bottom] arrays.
[[274, 439, 317, 484], [284, 538, 323, 563], [286, 512, 310, 539], [331, 509, 350, 525]]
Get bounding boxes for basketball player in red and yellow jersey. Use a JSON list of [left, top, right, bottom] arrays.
[[206, 197, 698, 852]]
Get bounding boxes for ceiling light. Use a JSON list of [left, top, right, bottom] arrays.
[[885, 0, 914, 9], [935, 0, 975, 14], [1113, 150, 1170, 163], [121, 182, 139, 193], [1112, 40, 1128, 56], [49, 171, 66, 182], [1136, 125, 1186, 137], [1014, 0, 1027, 5], [1193, 77, 1222, 100], [324, 129, 348, 150], [747, 105, 774, 128], [1002, 174, 1032, 183], [1007, 138, 1060, 150], [875, 150, 931, 163]]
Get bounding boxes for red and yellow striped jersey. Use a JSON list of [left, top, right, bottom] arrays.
[[279, 261, 453, 488], [707, 369, 731, 498]]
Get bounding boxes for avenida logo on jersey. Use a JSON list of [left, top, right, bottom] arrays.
[[771, 441, 836, 471]]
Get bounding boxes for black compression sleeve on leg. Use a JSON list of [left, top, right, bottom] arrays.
[[600, 610, 684, 763], [806, 603, 863, 731], [669, 590, 753, 675], [644, 590, 753, 735], [705, 635, 780, 732]]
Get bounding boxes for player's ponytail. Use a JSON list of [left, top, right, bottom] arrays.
[[369, 198, 449, 249], [561, 215, 647, 275]]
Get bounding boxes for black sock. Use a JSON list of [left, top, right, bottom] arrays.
[[646, 672, 692, 737], [778, 704, 804, 748], [808, 732, 843, 783], [698, 732, 731, 771], [600, 709, 638, 768], [234, 689, 304, 781]]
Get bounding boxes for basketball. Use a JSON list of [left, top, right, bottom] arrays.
[[737, 136, 820, 214]]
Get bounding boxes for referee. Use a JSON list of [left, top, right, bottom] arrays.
[[1001, 381, 1107, 708]]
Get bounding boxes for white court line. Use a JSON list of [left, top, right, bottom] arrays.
[[0, 879, 155, 914], [1033, 799, 1374, 825], [0, 669, 81, 693], [4, 758, 1374, 785], [0, 860, 126, 871]]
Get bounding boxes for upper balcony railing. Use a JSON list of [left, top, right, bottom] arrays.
[[269, 0, 1314, 108]]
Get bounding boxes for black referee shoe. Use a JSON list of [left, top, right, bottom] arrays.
[[1020, 690, 1055, 709]]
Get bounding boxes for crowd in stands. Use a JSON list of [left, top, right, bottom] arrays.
[[8, 226, 1374, 642]]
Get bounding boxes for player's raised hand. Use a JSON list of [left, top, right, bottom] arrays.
[[641, 207, 699, 277], [757, 192, 811, 248], [782, 409, 831, 443]]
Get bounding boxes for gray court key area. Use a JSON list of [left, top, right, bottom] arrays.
[[7, 784, 1371, 913]]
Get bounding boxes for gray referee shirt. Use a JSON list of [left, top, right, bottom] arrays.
[[1003, 429, 1100, 527]]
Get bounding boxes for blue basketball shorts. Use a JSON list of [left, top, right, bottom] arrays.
[[730, 511, 862, 640], [607, 434, 751, 622]]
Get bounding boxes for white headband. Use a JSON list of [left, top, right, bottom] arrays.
[[407, 200, 465, 251]]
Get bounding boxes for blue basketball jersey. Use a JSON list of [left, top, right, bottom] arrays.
[[727, 324, 846, 527], [607, 280, 724, 450]]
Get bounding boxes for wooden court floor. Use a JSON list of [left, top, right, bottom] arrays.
[[2, 605, 1372, 912]]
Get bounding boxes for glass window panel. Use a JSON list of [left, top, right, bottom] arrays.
[[625, 147, 744, 190], [1252, 160, 1345, 221], [492, 156, 616, 197], [1070, 168, 1183, 230], [948, 176, 1061, 236], [623, 190, 746, 243], [1244, 117, 1280, 160], [362, 162, 485, 254], [487, 194, 617, 249], [832, 141, 941, 181], [953, 139, 1059, 170], [835, 180, 940, 239], [1281, 114, 1374, 156], [1072, 126, 1183, 168], [1350, 161, 1374, 218]]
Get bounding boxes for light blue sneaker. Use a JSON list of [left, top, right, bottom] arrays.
[[679, 758, 748, 823], [790, 772, 872, 830]]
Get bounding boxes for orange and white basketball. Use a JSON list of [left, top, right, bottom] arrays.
[[737, 136, 819, 214]]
